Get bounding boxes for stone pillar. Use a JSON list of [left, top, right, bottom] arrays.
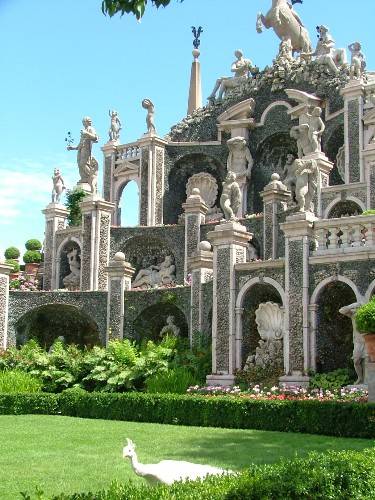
[[363, 141, 375, 209], [138, 136, 167, 226], [105, 252, 135, 344], [341, 80, 365, 183], [42, 203, 69, 290], [182, 189, 208, 279], [280, 212, 317, 387], [188, 241, 213, 345], [80, 196, 115, 291], [188, 49, 202, 115], [207, 221, 251, 386], [101, 142, 118, 223], [260, 174, 290, 260], [0, 264, 12, 349]]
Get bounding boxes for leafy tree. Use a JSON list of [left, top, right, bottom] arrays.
[[102, 0, 183, 19]]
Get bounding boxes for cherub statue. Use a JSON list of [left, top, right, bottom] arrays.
[[108, 110, 122, 142], [348, 42, 366, 80], [160, 316, 180, 337], [292, 158, 318, 212], [290, 106, 325, 158], [142, 99, 156, 135], [226, 137, 253, 180], [67, 116, 99, 186], [208, 50, 253, 102], [220, 171, 241, 220], [51, 168, 65, 203], [339, 302, 366, 385]]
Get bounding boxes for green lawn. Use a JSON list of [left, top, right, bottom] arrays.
[[0, 415, 374, 499]]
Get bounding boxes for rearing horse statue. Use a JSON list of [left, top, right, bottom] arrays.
[[256, 0, 311, 54]]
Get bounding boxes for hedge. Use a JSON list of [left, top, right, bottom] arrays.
[[1, 391, 375, 439], [36, 448, 375, 499]]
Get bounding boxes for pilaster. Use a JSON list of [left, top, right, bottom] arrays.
[[0, 263, 12, 349], [207, 221, 251, 386], [363, 145, 375, 209], [105, 252, 135, 344], [182, 190, 208, 278], [42, 203, 69, 290], [280, 211, 316, 386], [341, 80, 365, 183], [188, 242, 213, 345], [80, 195, 115, 291], [138, 136, 168, 226]]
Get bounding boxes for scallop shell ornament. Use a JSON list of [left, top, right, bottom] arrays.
[[255, 302, 284, 341]]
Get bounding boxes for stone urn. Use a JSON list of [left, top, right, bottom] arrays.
[[25, 262, 40, 277], [364, 334, 375, 362], [355, 300, 375, 362]]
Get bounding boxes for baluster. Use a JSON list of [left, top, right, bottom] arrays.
[[316, 227, 327, 252], [351, 223, 362, 247], [364, 223, 375, 246], [329, 226, 339, 250], [340, 225, 350, 248]]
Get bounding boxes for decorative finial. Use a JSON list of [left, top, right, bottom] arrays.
[[191, 26, 203, 50]]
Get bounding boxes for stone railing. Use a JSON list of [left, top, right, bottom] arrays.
[[313, 214, 375, 254], [116, 142, 141, 163]]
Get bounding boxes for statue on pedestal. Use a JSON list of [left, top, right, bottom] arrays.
[[209, 50, 253, 102], [290, 106, 325, 158], [160, 316, 180, 337], [348, 42, 366, 80], [227, 137, 253, 179], [62, 247, 81, 290], [339, 302, 366, 385], [108, 110, 122, 142], [290, 158, 318, 212], [220, 171, 241, 221], [142, 99, 156, 135], [67, 117, 99, 190], [51, 168, 66, 203]]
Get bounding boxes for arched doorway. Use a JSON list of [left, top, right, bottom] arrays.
[[15, 304, 101, 349], [118, 180, 140, 227], [133, 303, 188, 343]]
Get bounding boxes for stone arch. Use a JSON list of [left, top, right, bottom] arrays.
[[365, 280, 375, 302], [310, 275, 362, 305], [258, 101, 292, 127], [236, 277, 285, 370], [14, 303, 101, 349], [164, 152, 226, 224], [116, 179, 140, 227], [324, 197, 365, 219], [55, 236, 82, 290], [132, 302, 188, 343]]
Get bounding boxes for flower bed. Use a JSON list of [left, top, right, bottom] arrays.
[[187, 384, 368, 403]]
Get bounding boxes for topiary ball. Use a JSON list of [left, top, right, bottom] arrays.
[[25, 239, 42, 251], [5, 259, 20, 272], [23, 250, 42, 264], [355, 299, 375, 334], [4, 246, 20, 260]]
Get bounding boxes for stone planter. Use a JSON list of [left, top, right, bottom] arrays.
[[9, 272, 19, 281], [25, 262, 40, 276], [364, 333, 375, 362]]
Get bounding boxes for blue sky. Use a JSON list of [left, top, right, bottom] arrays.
[[0, 0, 374, 260]]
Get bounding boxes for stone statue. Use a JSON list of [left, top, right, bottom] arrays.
[[275, 37, 294, 65], [67, 116, 99, 189], [282, 154, 297, 204], [339, 302, 366, 385], [256, 0, 311, 55], [348, 42, 366, 80], [51, 168, 65, 203], [142, 99, 156, 135], [220, 171, 241, 221], [132, 255, 175, 288], [88, 158, 98, 195], [62, 247, 81, 290], [209, 50, 253, 102], [108, 110, 122, 142], [302, 26, 344, 75], [227, 137, 253, 179], [291, 158, 319, 212], [160, 316, 180, 337], [290, 106, 325, 157]]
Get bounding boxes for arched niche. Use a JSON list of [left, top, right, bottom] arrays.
[[56, 238, 82, 290], [326, 199, 364, 219], [15, 304, 100, 349], [117, 180, 140, 227], [164, 153, 225, 224], [132, 303, 188, 343], [250, 132, 297, 214]]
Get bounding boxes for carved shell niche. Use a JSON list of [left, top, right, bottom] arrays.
[[255, 302, 284, 341], [186, 172, 218, 209]]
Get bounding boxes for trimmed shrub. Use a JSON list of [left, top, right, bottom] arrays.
[[65, 188, 87, 226], [5, 259, 20, 272], [356, 298, 375, 333], [25, 239, 42, 251], [23, 250, 42, 263], [4, 246, 20, 259], [0, 370, 42, 393], [309, 368, 353, 390], [146, 367, 199, 394]]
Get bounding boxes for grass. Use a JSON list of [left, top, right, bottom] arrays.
[[0, 415, 374, 499], [0, 370, 42, 393]]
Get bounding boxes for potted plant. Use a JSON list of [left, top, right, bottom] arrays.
[[23, 239, 42, 276], [355, 298, 375, 361], [5, 259, 20, 280]]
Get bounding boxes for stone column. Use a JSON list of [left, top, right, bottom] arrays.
[[207, 221, 251, 386], [42, 203, 69, 290], [138, 135, 168, 226], [260, 174, 290, 260], [101, 141, 118, 224], [280, 212, 317, 387], [341, 80, 365, 183], [105, 252, 135, 344], [182, 189, 208, 279], [80, 196, 115, 291], [188, 241, 213, 345], [188, 49, 202, 115], [363, 143, 375, 209], [0, 264, 12, 350]]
